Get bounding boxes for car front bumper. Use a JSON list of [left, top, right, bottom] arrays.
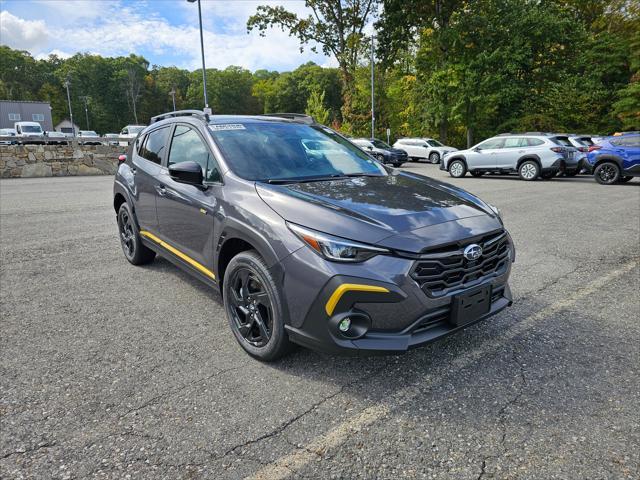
[[280, 241, 513, 356]]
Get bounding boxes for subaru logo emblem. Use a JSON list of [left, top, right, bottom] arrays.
[[463, 244, 482, 261]]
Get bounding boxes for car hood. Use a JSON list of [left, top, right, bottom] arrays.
[[256, 172, 501, 252]]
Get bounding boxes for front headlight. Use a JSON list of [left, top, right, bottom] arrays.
[[288, 223, 389, 262]]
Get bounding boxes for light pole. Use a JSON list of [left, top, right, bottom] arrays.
[[187, 0, 210, 111], [169, 87, 177, 111], [79, 96, 90, 130], [370, 36, 375, 139], [64, 79, 75, 136]]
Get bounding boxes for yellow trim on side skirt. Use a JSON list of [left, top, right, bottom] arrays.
[[325, 284, 389, 316], [140, 230, 215, 280]]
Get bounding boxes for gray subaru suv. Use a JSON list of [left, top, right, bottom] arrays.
[[114, 110, 514, 360], [441, 133, 580, 180]]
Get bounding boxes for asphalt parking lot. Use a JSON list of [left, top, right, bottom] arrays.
[[1, 165, 639, 480]]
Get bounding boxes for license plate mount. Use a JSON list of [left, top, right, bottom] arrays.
[[451, 285, 492, 327]]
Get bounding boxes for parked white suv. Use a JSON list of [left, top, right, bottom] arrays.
[[392, 137, 457, 163], [119, 125, 146, 146], [441, 133, 580, 181]]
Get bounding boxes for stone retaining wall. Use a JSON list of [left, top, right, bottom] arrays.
[[0, 144, 126, 178]]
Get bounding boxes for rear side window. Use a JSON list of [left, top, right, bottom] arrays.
[[503, 137, 527, 148], [551, 136, 572, 147], [612, 136, 640, 147], [139, 127, 170, 164], [526, 138, 545, 146], [168, 125, 221, 182]]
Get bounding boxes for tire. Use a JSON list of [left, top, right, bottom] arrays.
[[470, 171, 485, 177], [518, 160, 540, 181], [620, 176, 634, 183], [429, 152, 440, 164], [223, 250, 292, 361], [376, 154, 385, 163], [594, 162, 620, 185], [448, 159, 467, 178], [117, 202, 155, 265], [540, 171, 556, 180]]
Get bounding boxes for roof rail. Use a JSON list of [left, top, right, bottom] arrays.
[[258, 113, 315, 124], [150, 109, 209, 124]]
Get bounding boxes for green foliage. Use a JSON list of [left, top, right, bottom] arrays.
[[305, 88, 331, 124]]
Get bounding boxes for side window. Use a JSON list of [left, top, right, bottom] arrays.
[[503, 138, 526, 148], [478, 138, 504, 149], [139, 127, 170, 164], [168, 125, 221, 182], [527, 138, 545, 147]]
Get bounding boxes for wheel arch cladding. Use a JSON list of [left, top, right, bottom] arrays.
[[594, 155, 623, 169], [517, 155, 541, 169], [448, 156, 466, 169]]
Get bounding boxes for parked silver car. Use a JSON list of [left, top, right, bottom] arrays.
[[441, 133, 580, 180], [393, 137, 457, 163]]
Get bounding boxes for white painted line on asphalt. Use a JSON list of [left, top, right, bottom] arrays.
[[245, 260, 638, 480]]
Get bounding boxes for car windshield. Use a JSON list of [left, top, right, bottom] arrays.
[[371, 139, 391, 149], [427, 140, 443, 147], [209, 122, 387, 182], [128, 126, 145, 134], [81, 131, 98, 136], [22, 125, 42, 133]]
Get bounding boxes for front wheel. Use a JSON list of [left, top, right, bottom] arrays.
[[518, 160, 540, 181], [594, 162, 620, 185], [223, 250, 292, 361], [117, 202, 155, 265], [429, 152, 440, 164], [448, 159, 467, 178]]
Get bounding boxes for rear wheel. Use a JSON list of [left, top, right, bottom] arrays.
[[429, 152, 440, 164], [117, 202, 155, 265], [223, 250, 292, 361], [449, 159, 467, 178], [594, 162, 620, 185], [518, 160, 540, 181]]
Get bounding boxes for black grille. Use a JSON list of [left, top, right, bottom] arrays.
[[410, 231, 510, 297]]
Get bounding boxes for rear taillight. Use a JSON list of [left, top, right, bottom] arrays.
[[118, 154, 127, 164], [578, 146, 588, 152], [588, 145, 602, 153], [550, 147, 564, 153]]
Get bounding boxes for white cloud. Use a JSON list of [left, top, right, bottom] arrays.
[[0, 10, 49, 51], [0, 2, 334, 72]]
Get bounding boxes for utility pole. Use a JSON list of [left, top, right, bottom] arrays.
[[169, 88, 177, 111], [187, 0, 210, 111], [79, 96, 90, 130], [64, 79, 75, 136], [370, 36, 375, 139]]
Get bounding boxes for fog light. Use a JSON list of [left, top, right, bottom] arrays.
[[338, 317, 351, 332]]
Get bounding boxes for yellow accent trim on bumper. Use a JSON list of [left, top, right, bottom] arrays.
[[325, 284, 389, 316], [140, 230, 215, 280]]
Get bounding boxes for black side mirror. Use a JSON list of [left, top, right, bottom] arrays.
[[474, 146, 482, 152], [169, 161, 203, 186]]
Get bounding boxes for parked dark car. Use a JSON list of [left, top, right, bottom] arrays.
[[351, 138, 408, 167], [585, 134, 640, 184], [114, 110, 514, 360]]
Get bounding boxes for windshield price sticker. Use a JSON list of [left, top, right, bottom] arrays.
[[210, 124, 246, 131]]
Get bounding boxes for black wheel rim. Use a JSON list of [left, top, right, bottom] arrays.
[[118, 210, 135, 258], [228, 267, 273, 347], [599, 164, 616, 182]]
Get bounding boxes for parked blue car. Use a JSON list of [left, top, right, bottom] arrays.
[[585, 134, 640, 184]]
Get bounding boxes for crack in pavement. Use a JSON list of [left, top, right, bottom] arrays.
[[0, 441, 57, 460]]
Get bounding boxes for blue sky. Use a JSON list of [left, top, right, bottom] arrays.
[[0, 0, 335, 71]]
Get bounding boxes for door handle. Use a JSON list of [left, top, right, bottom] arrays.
[[131, 167, 137, 175], [155, 185, 166, 196]]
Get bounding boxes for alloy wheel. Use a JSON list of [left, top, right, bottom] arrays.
[[429, 153, 439, 164], [521, 163, 537, 180], [450, 162, 464, 177], [598, 164, 617, 183], [118, 209, 136, 258], [228, 267, 273, 348]]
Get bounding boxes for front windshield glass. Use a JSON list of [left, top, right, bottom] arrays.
[[129, 126, 145, 134], [22, 125, 42, 133], [81, 131, 98, 136], [371, 139, 391, 149], [209, 122, 386, 181], [427, 140, 443, 147]]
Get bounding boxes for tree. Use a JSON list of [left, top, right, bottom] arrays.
[[247, 0, 379, 123], [305, 88, 331, 124]]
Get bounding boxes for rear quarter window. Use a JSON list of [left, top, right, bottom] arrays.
[[526, 138, 545, 146]]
